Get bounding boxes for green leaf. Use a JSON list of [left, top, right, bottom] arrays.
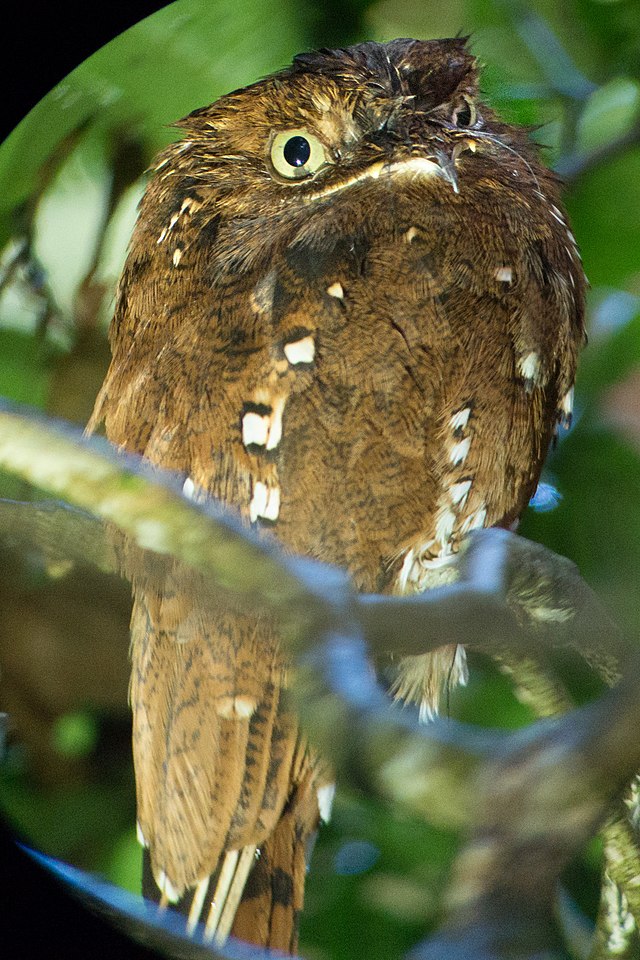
[[577, 76, 640, 153], [0, 331, 49, 407], [568, 148, 640, 287]]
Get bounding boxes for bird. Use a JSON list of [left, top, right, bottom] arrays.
[[87, 37, 586, 953]]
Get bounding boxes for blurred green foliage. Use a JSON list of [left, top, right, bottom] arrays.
[[1, 1, 640, 957], [51, 710, 99, 760]]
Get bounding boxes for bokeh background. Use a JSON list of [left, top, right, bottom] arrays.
[[1, 1, 639, 957]]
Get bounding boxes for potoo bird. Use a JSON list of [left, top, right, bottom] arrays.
[[88, 38, 586, 952]]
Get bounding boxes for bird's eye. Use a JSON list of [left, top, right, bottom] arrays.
[[270, 129, 329, 180], [452, 96, 477, 128]]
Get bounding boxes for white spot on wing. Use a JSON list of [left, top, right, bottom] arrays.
[[449, 479, 472, 506], [263, 486, 280, 520], [284, 335, 315, 365], [183, 477, 196, 500], [242, 412, 269, 448], [326, 282, 344, 299], [173, 248, 183, 266], [494, 266, 513, 283], [450, 408, 471, 432], [250, 482, 280, 522], [266, 397, 285, 450], [450, 436, 471, 466], [250, 482, 268, 523], [560, 387, 574, 423], [518, 351, 541, 385]]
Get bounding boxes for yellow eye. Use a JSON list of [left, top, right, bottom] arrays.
[[270, 129, 329, 180]]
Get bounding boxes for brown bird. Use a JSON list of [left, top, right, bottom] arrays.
[[88, 38, 586, 952]]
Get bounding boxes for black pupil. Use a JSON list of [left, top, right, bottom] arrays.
[[283, 135, 311, 168]]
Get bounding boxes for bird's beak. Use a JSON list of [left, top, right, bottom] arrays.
[[434, 149, 460, 195]]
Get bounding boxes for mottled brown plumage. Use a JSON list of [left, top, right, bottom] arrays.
[[88, 38, 585, 950]]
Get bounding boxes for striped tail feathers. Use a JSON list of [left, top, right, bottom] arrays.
[[131, 587, 251, 898], [203, 844, 259, 943], [141, 843, 260, 942], [231, 750, 321, 953], [142, 748, 321, 952], [130, 572, 322, 950]]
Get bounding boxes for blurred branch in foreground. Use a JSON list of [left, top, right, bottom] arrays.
[[0, 401, 638, 959]]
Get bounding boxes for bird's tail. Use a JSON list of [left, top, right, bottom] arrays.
[[232, 761, 319, 952], [143, 752, 320, 954]]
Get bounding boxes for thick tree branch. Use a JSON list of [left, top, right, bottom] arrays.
[[1, 403, 639, 960]]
